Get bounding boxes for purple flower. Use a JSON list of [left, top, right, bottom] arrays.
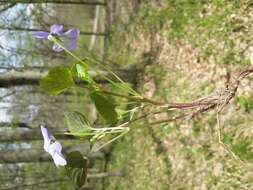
[[31, 24, 80, 52], [40, 125, 67, 167]]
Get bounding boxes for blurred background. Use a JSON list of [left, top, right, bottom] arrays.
[[0, 1, 113, 189], [1, 0, 253, 190]]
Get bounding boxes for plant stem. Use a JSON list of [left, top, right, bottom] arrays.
[[48, 35, 138, 95], [92, 128, 130, 152], [100, 89, 168, 105], [49, 35, 105, 80]]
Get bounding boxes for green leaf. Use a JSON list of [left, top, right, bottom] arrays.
[[90, 92, 118, 124], [71, 63, 94, 84], [40, 66, 74, 95], [65, 111, 91, 134], [65, 151, 88, 188]]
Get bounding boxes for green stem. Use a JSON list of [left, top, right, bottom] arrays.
[[78, 50, 139, 96], [48, 35, 138, 95], [77, 85, 144, 104], [100, 89, 167, 105], [92, 128, 130, 152], [91, 125, 127, 131], [49, 36, 114, 86]]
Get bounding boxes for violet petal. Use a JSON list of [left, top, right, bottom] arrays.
[[31, 31, 49, 39], [52, 44, 63, 52], [64, 38, 77, 50], [52, 152, 67, 167], [53, 141, 63, 153], [63, 28, 80, 39], [40, 126, 52, 152], [50, 24, 64, 34], [49, 141, 67, 167]]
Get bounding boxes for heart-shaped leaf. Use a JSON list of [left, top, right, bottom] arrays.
[[65, 111, 91, 134], [65, 151, 88, 188], [40, 66, 74, 95], [90, 92, 118, 124]]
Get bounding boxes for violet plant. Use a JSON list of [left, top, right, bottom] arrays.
[[34, 24, 171, 187], [32, 24, 140, 151]]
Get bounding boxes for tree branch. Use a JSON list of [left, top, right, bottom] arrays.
[[147, 65, 253, 125]]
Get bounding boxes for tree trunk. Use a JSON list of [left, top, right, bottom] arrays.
[[1, 171, 122, 182], [0, 127, 73, 142], [0, 0, 106, 6], [0, 122, 32, 129], [89, 5, 100, 50], [0, 68, 136, 87], [0, 70, 42, 87], [0, 146, 104, 164], [0, 179, 69, 190], [0, 149, 53, 164], [0, 26, 106, 36], [0, 3, 16, 12]]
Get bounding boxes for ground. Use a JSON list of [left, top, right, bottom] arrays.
[[103, 1, 253, 189]]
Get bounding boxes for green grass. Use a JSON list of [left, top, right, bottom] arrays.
[[116, 0, 251, 66], [105, 124, 170, 190], [236, 95, 253, 111]]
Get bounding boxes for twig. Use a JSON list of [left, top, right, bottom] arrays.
[[216, 110, 243, 163], [145, 66, 253, 125]]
